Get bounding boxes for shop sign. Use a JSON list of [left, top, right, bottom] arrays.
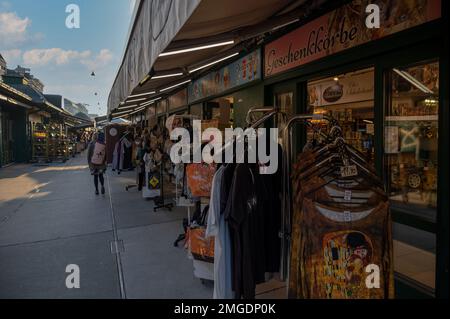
[[264, 0, 441, 77], [188, 49, 261, 103], [309, 71, 374, 107], [168, 88, 188, 111]]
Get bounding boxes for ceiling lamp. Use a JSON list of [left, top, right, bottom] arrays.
[[159, 40, 234, 57], [160, 80, 191, 92], [128, 91, 156, 98], [189, 52, 239, 74]]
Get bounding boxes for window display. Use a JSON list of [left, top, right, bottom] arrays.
[[385, 61, 439, 214], [307, 68, 375, 165], [385, 60, 439, 291]]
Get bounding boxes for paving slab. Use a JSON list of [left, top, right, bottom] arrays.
[[0, 231, 120, 299]]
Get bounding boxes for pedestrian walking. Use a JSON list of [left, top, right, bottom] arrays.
[[87, 132, 107, 195]]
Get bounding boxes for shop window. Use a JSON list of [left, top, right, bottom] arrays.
[[307, 67, 375, 165], [205, 96, 234, 128], [189, 103, 203, 119], [274, 92, 293, 129], [385, 61, 439, 292]]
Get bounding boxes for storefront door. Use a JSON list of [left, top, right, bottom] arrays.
[[1, 111, 14, 165]]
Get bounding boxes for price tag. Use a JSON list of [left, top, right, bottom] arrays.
[[344, 211, 352, 222], [259, 165, 269, 175], [340, 165, 358, 178], [344, 190, 352, 201]]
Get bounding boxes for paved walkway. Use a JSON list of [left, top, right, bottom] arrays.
[[0, 152, 213, 299]]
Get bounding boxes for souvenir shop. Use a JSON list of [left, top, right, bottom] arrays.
[[257, 0, 447, 298], [170, 0, 448, 299]]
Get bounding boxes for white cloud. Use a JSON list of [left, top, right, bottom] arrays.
[[22, 48, 91, 66], [81, 49, 114, 70], [1, 49, 22, 66], [20, 48, 114, 70], [0, 12, 31, 49]]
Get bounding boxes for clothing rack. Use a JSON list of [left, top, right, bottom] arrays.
[[153, 155, 174, 212], [280, 113, 334, 281]]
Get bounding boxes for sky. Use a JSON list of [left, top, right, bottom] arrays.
[[0, 0, 135, 116]]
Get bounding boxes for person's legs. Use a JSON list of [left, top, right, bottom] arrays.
[[99, 173, 105, 194], [94, 174, 99, 195]]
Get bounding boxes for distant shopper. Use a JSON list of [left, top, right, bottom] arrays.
[[88, 132, 107, 195]]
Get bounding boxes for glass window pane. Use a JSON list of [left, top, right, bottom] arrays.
[[307, 67, 375, 165], [385, 60, 439, 291], [385, 61, 439, 217]]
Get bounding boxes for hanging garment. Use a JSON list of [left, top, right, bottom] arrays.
[[291, 197, 393, 299], [288, 147, 394, 299], [225, 163, 266, 299], [112, 140, 122, 171], [206, 166, 234, 299], [120, 136, 132, 170]]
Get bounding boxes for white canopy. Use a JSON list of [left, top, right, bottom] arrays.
[[108, 0, 201, 112], [108, 0, 326, 114]]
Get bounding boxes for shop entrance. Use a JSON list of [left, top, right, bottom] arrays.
[[1, 111, 15, 165]]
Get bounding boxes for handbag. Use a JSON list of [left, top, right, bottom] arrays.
[[91, 142, 106, 165], [186, 162, 216, 197], [187, 205, 214, 263]]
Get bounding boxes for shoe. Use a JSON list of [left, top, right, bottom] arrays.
[[101, 186, 105, 195], [95, 189, 99, 195]]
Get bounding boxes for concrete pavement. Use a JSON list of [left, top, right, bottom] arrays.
[[0, 152, 213, 299]]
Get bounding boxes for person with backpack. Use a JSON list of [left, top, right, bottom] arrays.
[[87, 131, 107, 195]]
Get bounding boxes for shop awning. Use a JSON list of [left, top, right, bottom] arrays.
[[107, 0, 202, 113], [107, 0, 331, 115]]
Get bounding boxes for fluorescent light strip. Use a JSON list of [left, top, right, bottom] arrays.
[[141, 97, 162, 107], [159, 40, 234, 57], [112, 110, 134, 116], [272, 18, 300, 31], [117, 104, 139, 110], [160, 80, 191, 92], [128, 107, 146, 115], [151, 72, 183, 80], [128, 91, 156, 98], [393, 69, 434, 94], [125, 98, 148, 103], [189, 52, 239, 73]]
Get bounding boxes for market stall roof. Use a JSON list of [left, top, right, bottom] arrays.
[[108, 0, 335, 115], [0, 82, 33, 109]]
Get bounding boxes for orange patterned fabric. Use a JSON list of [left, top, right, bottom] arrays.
[[186, 163, 217, 197]]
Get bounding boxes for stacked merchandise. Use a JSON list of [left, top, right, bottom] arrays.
[[288, 125, 394, 299], [32, 123, 49, 163], [184, 161, 217, 281], [47, 122, 69, 162]]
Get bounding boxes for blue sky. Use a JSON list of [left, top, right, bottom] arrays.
[[0, 0, 135, 115]]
